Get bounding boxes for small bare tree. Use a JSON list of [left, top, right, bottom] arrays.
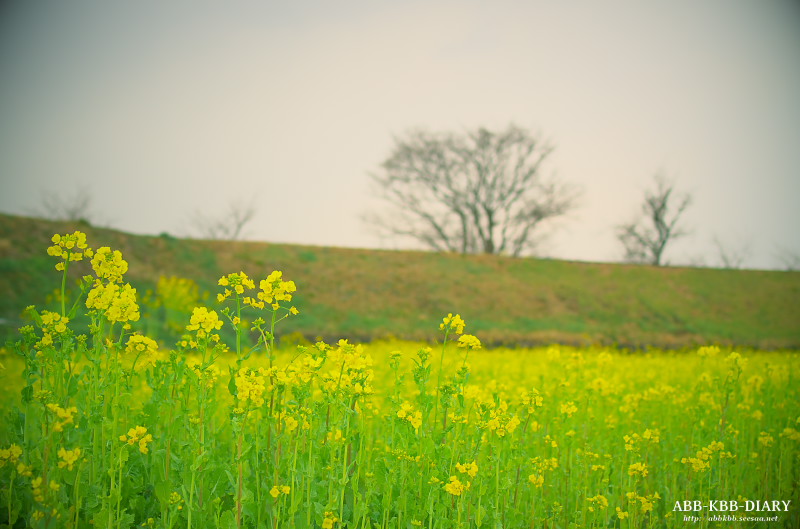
[[37, 186, 94, 223], [775, 247, 800, 271], [191, 199, 257, 241], [713, 236, 751, 269], [618, 174, 691, 266], [366, 125, 578, 256]]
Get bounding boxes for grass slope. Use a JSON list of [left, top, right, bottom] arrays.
[[1, 213, 798, 348]]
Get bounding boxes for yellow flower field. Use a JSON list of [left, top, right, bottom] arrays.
[[0, 231, 798, 528]]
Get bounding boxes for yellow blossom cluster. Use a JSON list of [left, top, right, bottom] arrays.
[[276, 408, 311, 432], [187, 359, 221, 389], [217, 272, 255, 302], [155, 276, 200, 313], [520, 388, 544, 413], [726, 351, 748, 371], [443, 475, 470, 496], [560, 401, 578, 417], [326, 429, 345, 444], [235, 367, 267, 408], [285, 354, 324, 385], [780, 427, 800, 441], [169, 492, 183, 511], [383, 446, 422, 464], [586, 494, 609, 512], [484, 411, 521, 438], [624, 428, 660, 452], [57, 447, 81, 470], [322, 340, 375, 396], [439, 313, 465, 334], [625, 491, 660, 513], [681, 440, 725, 473], [47, 231, 93, 270], [86, 282, 140, 323], [397, 402, 423, 431], [269, 485, 291, 498], [185, 306, 223, 341], [120, 426, 154, 454], [16, 462, 33, 477], [455, 460, 478, 478], [35, 311, 69, 348], [528, 456, 559, 487], [627, 462, 649, 478], [46, 403, 78, 432], [257, 270, 297, 310], [90, 246, 128, 282], [31, 476, 47, 503], [322, 511, 339, 529], [696, 345, 720, 358], [126, 334, 160, 369], [457, 334, 481, 349], [0, 444, 22, 466]]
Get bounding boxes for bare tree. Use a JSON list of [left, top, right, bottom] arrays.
[[366, 125, 578, 256], [713, 236, 751, 269], [37, 185, 94, 223], [617, 173, 691, 266], [775, 247, 800, 271], [191, 199, 257, 241]]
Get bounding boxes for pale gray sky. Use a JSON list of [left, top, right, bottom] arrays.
[[1, 1, 798, 269]]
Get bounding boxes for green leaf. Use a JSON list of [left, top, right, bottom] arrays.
[[220, 509, 238, 529]]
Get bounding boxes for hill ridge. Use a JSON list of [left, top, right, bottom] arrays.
[[1, 213, 798, 349]]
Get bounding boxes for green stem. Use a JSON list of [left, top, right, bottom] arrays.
[[60, 260, 68, 317], [433, 329, 450, 435]]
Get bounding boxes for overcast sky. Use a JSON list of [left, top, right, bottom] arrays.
[[1, 1, 798, 269]]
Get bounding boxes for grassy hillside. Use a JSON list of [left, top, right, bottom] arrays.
[[1, 213, 798, 348]]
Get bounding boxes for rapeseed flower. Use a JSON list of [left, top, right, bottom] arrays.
[[188, 360, 221, 388], [217, 271, 255, 303], [560, 401, 578, 417], [528, 474, 544, 487], [440, 313, 465, 334], [587, 494, 609, 512], [269, 484, 291, 498], [443, 475, 469, 496], [258, 270, 297, 306], [185, 306, 223, 340], [126, 334, 160, 368], [86, 282, 140, 323], [235, 367, 267, 407], [16, 462, 33, 477], [31, 477, 44, 502], [397, 402, 423, 431], [457, 334, 481, 349], [758, 431, 774, 447], [46, 403, 78, 432], [780, 427, 800, 441], [0, 444, 23, 466], [47, 231, 93, 270], [322, 511, 339, 529], [90, 247, 128, 282], [120, 426, 154, 454], [628, 462, 648, 478], [57, 447, 82, 470], [455, 460, 478, 478]]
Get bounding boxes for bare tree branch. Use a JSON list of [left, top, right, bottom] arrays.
[[713, 236, 751, 269], [37, 185, 94, 223], [191, 199, 257, 241], [367, 125, 578, 256], [617, 173, 691, 266]]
